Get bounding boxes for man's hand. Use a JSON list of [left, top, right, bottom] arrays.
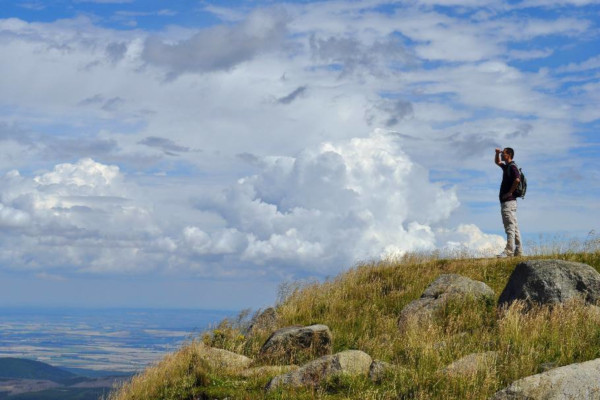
[[495, 148, 503, 166]]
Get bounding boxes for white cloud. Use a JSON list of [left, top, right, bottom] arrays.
[[557, 55, 600, 72], [34, 158, 123, 195], [0, 140, 503, 278], [183, 130, 503, 273], [437, 224, 505, 255], [0, 0, 596, 290], [0, 202, 30, 228], [513, 0, 600, 7], [0, 159, 166, 273]]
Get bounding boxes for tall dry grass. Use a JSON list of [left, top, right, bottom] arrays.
[[109, 235, 600, 399], [107, 340, 210, 400]]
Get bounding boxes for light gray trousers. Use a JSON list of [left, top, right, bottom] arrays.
[[501, 200, 522, 254]]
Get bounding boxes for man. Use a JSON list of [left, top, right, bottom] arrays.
[[495, 147, 522, 257]]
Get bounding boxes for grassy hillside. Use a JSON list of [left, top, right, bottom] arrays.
[[108, 239, 600, 399], [0, 358, 76, 383]]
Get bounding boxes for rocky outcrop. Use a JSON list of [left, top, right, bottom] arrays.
[[498, 260, 600, 308], [398, 274, 494, 331], [259, 324, 332, 364], [198, 345, 252, 372], [440, 351, 497, 377], [265, 350, 372, 391], [491, 357, 600, 399]]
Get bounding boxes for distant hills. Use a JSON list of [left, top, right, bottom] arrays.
[[0, 358, 129, 400], [0, 358, 76, 383]]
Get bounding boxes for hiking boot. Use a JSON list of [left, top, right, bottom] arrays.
[[496, 251, 512, 258], [514, 248, 523, 257]]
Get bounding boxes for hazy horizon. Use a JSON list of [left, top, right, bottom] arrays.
[[0, 306, 235, 373]]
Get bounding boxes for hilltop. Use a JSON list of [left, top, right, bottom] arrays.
[[108, 241, 600, 399]]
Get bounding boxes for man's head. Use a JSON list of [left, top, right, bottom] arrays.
[[503, 147, 514, 161]]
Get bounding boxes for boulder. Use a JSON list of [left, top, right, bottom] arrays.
[[491, 357, 600, 399], [398, 274, 495, 331], [369, 360, 396, 383], [246, 307, 279, 337], [259, 324, 332, 364], [198, 345, 252, 372], [498, 260, 600, 308], [265, 350, 372, 391], [440, 351, 497, 377]]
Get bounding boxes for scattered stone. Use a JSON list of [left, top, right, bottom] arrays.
[[491, 357, 600, 399], [440, 351, 497, 377], [265, 350, 372, 391], [369, 360, 396, 383], [198, 345, 252, 372], [398, 274, 494, 331], [259, 324, 332, 364], [238, 365, 298, 379], [246, 307, 279, 337], [498, 260, 600, 308]]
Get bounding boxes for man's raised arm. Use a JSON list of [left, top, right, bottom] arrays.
[[495, 148, 503, 166]]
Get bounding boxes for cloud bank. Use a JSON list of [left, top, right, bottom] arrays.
[[0, 0, 597, 299], [0, 133, 503, 279]]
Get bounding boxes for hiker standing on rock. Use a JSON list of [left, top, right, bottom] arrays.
[[495, 147, 522, 257]]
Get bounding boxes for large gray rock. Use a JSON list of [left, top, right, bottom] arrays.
[[491, 357, 600, 399], [198, 344, 252, 372], [265, 350, 372, 391], [498, 260, 600, 308], [259, 324, 332, 364], [398, 274, 495, 331]]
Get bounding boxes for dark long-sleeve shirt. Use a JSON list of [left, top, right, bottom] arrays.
[[499, 162, 520, 203]]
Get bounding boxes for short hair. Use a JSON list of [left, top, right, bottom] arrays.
[[504, 147, 514, 158]]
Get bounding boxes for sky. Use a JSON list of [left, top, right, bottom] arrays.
[[0, 0, 598, 310]]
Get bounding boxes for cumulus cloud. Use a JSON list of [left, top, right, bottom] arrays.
[[0, 159, 166, 273], [437, 224, 505, 256], [0, 137, 505, 278], [142, 8, 290, 76], [186, 130, 503, 273], [33, 158, 123, 194]]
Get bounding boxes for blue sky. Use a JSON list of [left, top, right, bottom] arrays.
[[0, 0, 598, 310]]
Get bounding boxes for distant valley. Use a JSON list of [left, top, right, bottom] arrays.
[[0, 358, 129, 400]]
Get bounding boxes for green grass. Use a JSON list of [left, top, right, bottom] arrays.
[[108, 236, 600, 399]]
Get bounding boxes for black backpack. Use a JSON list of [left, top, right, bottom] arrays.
[[510, 162, 527, 199]]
